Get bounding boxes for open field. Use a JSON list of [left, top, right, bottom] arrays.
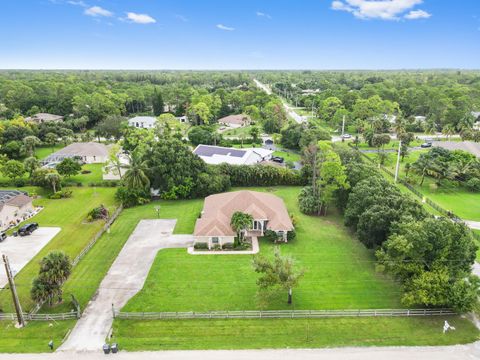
[[0, 320, 75, 353], [67, 163, 105, 185], [123, 187, 401, 312], [0, 187, 117, 312], [367, 150, 480, 221], [112, 316, 478, 351]]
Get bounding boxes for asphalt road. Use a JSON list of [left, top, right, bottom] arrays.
[[1, 343, 480, 360]]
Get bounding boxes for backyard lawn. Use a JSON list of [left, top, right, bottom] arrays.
[[0, 186, 117, 312], [112, 316, 479, 350], [34, 145, 65, 160], [68, 163, 105, 184]]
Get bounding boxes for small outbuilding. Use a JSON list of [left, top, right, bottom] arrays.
[[128, 116, 157, 129]]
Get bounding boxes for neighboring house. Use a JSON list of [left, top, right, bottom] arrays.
[[193, 145, 273, 165], [472, 112, 480, 130], [176, 115, 189, 123], [128, 116, 157, 129], [194, 190, 294, 249], [43, 142, 109, 164], [25, 113, 64, 124], [0, 190, 34, 230], [218, 114, 250, 128], [413, 115, 427, 123]]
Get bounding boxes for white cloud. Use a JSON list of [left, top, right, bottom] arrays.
[[331, 0, 431, 21], [175, 14, 188, 22], [125, 12, 156, 24], [84, 6, 113, 17], [404, 9, 431, 19], [67, 0, 87, 7], [256, 11, 272, 19], [216, 24, 235, 31]]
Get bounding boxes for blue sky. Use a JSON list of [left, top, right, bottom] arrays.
[[1, 0, 479, 69]]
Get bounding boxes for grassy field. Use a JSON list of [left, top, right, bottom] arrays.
[[112, 316, 479, 351], [0, 186, 117, 312], [123, 187, 401, 312], [368, 150, 480, 221], [68, 163, 105, 184], [222, 125, 255, 137], [273, 150, 301, 163], [0, 320, 75, 353]]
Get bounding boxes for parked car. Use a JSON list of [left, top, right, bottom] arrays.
[[264, 139, 274, 145], [420, 142, 432, 148], [18, 223, 38, 236], [341, 133, 352, 139], [271, 156, 284, 163], [0, 232, 6, 242]]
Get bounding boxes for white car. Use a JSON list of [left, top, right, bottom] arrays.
[[341, 133, 352, 139]]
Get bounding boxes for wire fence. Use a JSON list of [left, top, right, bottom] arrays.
[[113, 308, 456, 320], [71, 205, 123, 267]]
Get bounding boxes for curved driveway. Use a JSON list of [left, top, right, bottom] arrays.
[[59, 220, 194, 352]]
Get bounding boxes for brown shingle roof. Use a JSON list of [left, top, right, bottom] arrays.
[[194, 190, 293, 236], [6, 194, 32, 208]]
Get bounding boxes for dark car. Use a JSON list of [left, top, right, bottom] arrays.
[[420, 142, 432, 148], [264, 139, 274, 145], [18, 223, 38, 236], [271, 156, 284, 163], [0, 232, 6, 242]]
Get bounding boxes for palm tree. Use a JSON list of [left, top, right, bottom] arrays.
[[123, 152, 150, 190], [411, 152, 434, 186], [39, 251, 71, 286], [230, 211, 253, 245], [45, 171, 61, 193], [23, 135, 41, 157], [442, 124, 455, 140]]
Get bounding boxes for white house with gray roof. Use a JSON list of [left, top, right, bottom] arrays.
[[193, 145, 273, 165], [0, 190, 34, 230], [43, 142, 110, 164], [128, 116, 157, 129]]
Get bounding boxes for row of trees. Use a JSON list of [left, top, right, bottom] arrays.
[[336, 147, 478, 311]]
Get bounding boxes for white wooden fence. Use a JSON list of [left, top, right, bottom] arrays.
[[113, 308, 456, 320]]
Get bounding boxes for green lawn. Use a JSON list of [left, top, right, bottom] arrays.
[[0, 320, 75, 353], [123, 187, 401, 312], [222, 125, 255, 137], [112, 316, 478, 351], [34, 145, 65, 160], [0, 186, 117, 312], [68, 163, 105, 184], [273, 150, 301, 163]]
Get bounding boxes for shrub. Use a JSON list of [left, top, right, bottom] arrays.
[[218, 163, 304, 187], [298, 186, 320, 215], [287, 230, 296, 242], [48, 189, 73, 199], [87, 205, 109, 222], [115, 187, 150, 208], [81, 170, 92, 174], [194, 242, 208, 250], [212, 244, 221, 251], [222, 243, 233, 250], [466, 178, 480, 192], [264, 229, 278, 242]]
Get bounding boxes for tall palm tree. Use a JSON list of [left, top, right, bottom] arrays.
[[230, 211, 253, 245], [123, 152, 150, 190], [39, 251, 72, 286], [45, 171, 61, 193], [442, 124, 455, 140]]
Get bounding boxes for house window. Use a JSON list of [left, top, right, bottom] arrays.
[[212, 237, 219, 244]]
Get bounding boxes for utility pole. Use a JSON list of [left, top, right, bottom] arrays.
[[394, 140, 402, 183], [2, 255, 25, 327], [341, 115, 346, 137]]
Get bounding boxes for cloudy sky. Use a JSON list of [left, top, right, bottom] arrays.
[[1, 0, 479, 69]]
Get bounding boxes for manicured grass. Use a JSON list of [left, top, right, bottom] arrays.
[[0, 187, 117, 312], [366, 150, 480, 221], [123, 187, 401, 312], [0, 320, 75, 353], [68, 163, 105, 184], [34, 145, 65, 160], [112, 316, 479, 350], [273, 150, 301, 163], [49, 197, 204, 314], [222, 125, 255, 137]]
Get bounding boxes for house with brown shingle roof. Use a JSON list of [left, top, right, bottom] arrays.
[[25, 113, 64, 124], [194, 190, 294, 249], [218, 114, 250, 128], [0, 190, 34, 230]]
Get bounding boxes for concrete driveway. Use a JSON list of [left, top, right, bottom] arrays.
[[0, 227, 61, 287], [59, 220, 194, 352]]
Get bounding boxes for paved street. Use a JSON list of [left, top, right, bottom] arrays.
[[2, 343, 480, 360], [0, 227, 61, 287], [59, 220, 194, 352]]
